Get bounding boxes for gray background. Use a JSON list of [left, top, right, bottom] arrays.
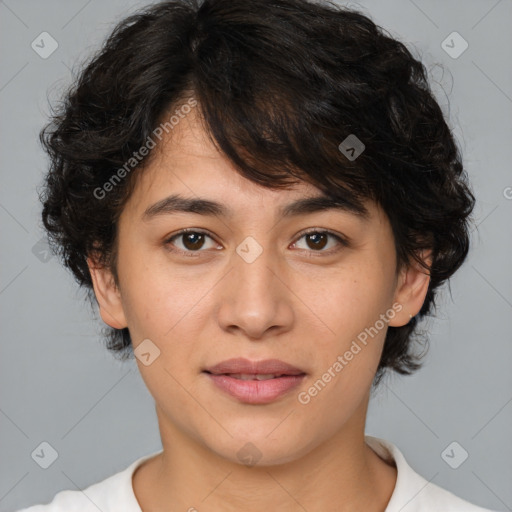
[[1, 0, 511, 510]]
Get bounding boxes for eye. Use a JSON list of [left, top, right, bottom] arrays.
[[164, 228, 349, 258], [164, 229, 220, 256], [291, 229, 348, 255]]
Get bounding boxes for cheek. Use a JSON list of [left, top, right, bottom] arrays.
[[118, 257, 215, 394], [116, 246, 198, 339], [292, 261, 395, 395], [303, 261, 394, 337]]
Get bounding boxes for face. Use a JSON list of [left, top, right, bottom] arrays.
[[88, 107, 430, 466]]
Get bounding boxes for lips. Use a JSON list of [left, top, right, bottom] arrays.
[[225, 373, 288, 381], [203, 357, 306, 377], [203, 358, 307, 404]]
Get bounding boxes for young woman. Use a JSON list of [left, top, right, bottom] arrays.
[[18, 0, 497, 510]]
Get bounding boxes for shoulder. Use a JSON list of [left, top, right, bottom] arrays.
[[14, 451, 161, 512], [365, 435, 498, 512], [412, 481, 498, 511]]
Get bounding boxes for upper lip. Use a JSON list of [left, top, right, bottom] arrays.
[[204, 358, 306, 376]]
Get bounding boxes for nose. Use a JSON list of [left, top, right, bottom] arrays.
[[215, 239, 295, 340]]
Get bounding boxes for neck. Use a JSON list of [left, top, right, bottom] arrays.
[[133, 400, 397, 512]]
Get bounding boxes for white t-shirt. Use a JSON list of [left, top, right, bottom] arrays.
[[16, 435, 497, 511]]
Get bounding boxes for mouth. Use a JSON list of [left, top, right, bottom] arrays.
[[203, 372, 304, 381], [203, 357, 306, 377], [202, 359, 307, 404]]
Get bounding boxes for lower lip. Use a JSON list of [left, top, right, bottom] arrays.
[[204, 373, 306, 404]]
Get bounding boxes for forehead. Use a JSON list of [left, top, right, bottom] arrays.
[[132, 110, 313, 198], [122, 108, 378, 224]]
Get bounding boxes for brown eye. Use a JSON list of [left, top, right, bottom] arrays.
[[181, 232, 206, 251], [292, 230, 348, 254], [164, 229, 219, 255], [305, 232, 328, 250]]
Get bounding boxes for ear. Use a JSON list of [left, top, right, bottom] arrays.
[[388, 250, 432, 327], [86, 254, 127, 329]]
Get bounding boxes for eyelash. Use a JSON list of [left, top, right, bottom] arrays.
[[163, 228, 349, 258]]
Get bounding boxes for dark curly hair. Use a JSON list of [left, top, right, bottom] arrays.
[[39, 0, 475, 387]]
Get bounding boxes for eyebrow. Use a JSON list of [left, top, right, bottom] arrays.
[[142, 193, 370, 222]]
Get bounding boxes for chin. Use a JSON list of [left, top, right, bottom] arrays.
[[202, 427, 309, 468]]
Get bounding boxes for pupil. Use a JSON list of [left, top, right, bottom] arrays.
[[184, 233, 204, 250], [308, 233, 327, 250]]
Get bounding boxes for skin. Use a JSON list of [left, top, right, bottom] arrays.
[[87, 106, 431, 512]]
